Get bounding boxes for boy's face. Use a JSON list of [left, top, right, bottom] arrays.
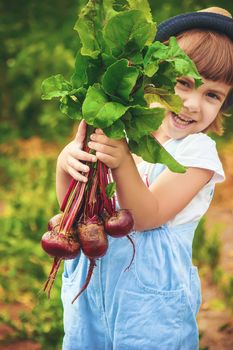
[[151, 77, 231, 142]]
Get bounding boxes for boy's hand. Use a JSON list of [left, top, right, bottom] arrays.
[[88, 129, 131, 169], [57, 120, 97, 182]]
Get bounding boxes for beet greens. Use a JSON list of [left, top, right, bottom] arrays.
[[41, 0, 202, 301]]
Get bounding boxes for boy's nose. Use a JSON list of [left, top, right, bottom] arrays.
[[182, 93, 201, 113]]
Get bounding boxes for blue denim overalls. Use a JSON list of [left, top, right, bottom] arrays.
[[61, 139, 202, 350]]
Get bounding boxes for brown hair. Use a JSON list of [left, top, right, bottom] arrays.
[[176, 29, 233, 135]]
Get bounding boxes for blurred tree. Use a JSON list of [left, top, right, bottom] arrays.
[[0, 0, 86, 142], [149, 0, 233, 22]]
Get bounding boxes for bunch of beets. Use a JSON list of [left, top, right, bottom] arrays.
[[41, 137, 134, 303]]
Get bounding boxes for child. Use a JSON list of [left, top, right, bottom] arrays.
[[56, 7, 233, 350]]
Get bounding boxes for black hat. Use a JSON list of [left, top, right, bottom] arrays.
[[155, 7, 233, 42]]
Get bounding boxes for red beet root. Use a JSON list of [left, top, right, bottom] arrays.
[[47, 213, 63, 231], [104, 209, 134, 238], [73, 216, 108, 301], [41, 128, 136, 300], [41, 230, 80, 259], [77, 216, 108, 259]]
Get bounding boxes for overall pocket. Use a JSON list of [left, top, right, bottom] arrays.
[[63, 254, 81, 281], [133, 230, 184, 295], [61, 254, 90, 336]]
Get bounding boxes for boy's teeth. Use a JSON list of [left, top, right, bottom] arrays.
[[173, 114, 194, 125]]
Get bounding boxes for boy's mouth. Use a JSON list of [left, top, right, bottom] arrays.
[[171, 112, 196, 127]]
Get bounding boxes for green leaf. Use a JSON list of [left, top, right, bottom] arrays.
[[144, 62, 159, 78], [144, 40, 169, 78], [112, 0, 128, 12], [128, 51, 144, 65], [60, 96, 82, 121], [71, 53, 89, 88], [127, 0, 154, 23], [104, 10, 156, 57], [106, 182, 116, 198], [131, 82, 147, 106], [102, 53, 117, 68], [144, 41, 170, 65], [150, 62, 175, 92], [124, 106, 165, 141], [71, 87, 87, 105], [144, 37, 202, 87], [104, 119, 125, 139], [73, 0, 117, 59], [71, 53, 104, 89], [82, 84, 129, 128], [74, 1, 101, 59], [129, 135, 186, 173], [102, 59, 139, 101], [41, 74, 72, 100], [103, 0, 118, 21], [144, 87, 183, 114], [174, 58, 201, 82]]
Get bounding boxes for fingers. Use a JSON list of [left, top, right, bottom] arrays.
[[90, 131, 117, 147], [74, 119, 87, 147], [72, 148, 97, 163], [66, 148, 97, 182], [68, 167, 89, 182], [95, 128, 104, 135], [95, 152, 116, 168], [60, 142, 97, 182], [88, 140, 115, 156], [66, 156, 90, 182]]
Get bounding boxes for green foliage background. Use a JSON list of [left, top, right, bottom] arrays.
[[0, 0, 233, 348]]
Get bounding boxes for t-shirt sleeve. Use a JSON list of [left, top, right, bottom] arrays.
[[166, 133, 225, 227], [174, 133, 225, 185]]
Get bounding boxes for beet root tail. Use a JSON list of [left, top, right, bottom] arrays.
[[43, 257, 62, 298], [71, 259, 96, 304], [124, 235, 136, 272]]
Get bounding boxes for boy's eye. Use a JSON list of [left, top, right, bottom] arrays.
[[176, 79, 190, 88], [207, 92, 220, 100]]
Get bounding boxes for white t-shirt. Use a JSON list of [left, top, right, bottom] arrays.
[[140, 133, 225, 227]]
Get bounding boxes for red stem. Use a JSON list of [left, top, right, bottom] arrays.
[[104, 165, 114, 214], [71, 259, 96, 303], [43, 257, 62, 297], [106, 169, 116, 212], [59, 128, 91, 229], [124, 235, 136, 272], [64, 181, 87, 232], [98, 162, 112, 214], [87, 166, 99, 218], [60, 179, 76, 212]]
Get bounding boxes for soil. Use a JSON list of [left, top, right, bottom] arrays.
[[0, 303, 41, 350]]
